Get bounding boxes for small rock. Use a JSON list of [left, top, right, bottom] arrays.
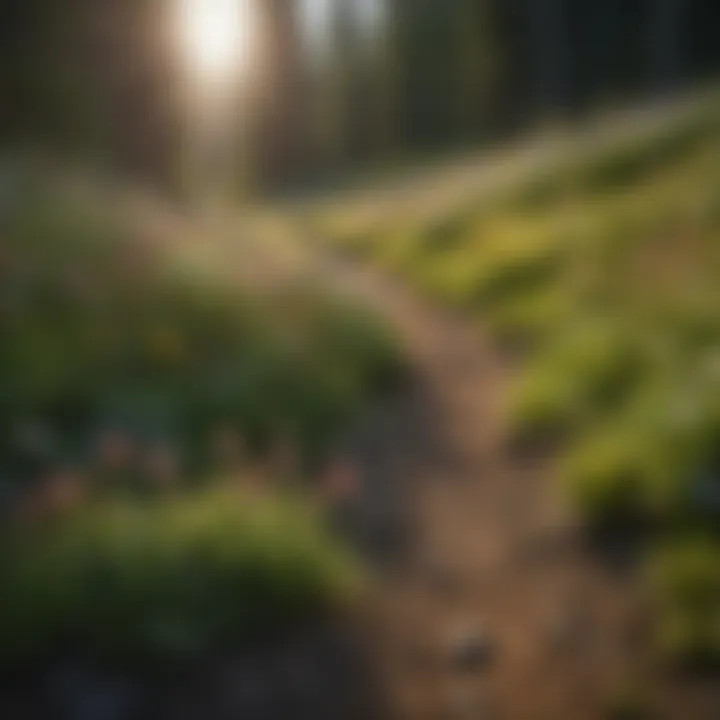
[[417, 553, 464, 597], [446, 627, 495, 672]]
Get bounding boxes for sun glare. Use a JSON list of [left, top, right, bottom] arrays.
[[179, 0, 253, 83]]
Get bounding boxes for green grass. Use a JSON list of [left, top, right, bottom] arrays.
[[508, 317, 649, 444], [0, 488, 361, 668]]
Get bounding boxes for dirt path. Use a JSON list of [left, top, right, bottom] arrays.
[[276, 241, 663, 720]]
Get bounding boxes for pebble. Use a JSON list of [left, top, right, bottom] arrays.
[[418, 554, 465, 597], [446, 627, 496, 672]]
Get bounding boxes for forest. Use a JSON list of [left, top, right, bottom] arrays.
[[1, 2, 720, 719], [2, 0, 720, 188]]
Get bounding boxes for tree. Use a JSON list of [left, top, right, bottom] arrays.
[[250, 0, 306, 188]]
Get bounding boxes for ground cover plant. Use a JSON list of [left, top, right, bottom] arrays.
[[0, 169, 404, 502]]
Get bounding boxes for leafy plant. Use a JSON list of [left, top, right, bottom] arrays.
[[0, 489, 362, 667]]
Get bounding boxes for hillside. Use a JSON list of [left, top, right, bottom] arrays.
[[286, 91, 720, 718]]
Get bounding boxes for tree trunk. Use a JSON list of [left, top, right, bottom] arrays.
[[252, 0, 305, 189], [647, 0, 686, 92], [527, 0, 569, 115]]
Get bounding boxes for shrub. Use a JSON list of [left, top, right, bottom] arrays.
[[603, 679, 652, 720], [558, 369, 720, 522], [484, 283, 571, 344], [463, 219, 568, 309], [0, 489, 362, 668], [559, 423, 675, 522]]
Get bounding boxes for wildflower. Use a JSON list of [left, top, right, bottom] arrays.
[[96, 430, 136, 470], [211, 425, 247, 471], [142, 443, 181, 493], [270, 431, 300, 484], [43, 469, 86, 516], [20, 469, 86, 523], [318, 456, 361, 505]]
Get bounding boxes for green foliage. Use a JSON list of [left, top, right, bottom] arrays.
[[508, 320, 647, 443], [484, 283, 570, 344], [0, 489, 361, 667], [559, 422, 677, 522], [603, 680, 652, 720], [0, 175, 405, 488], [649, 538, 720, 665], [559, 363, 720, 522], [571, 111, 717, 194]]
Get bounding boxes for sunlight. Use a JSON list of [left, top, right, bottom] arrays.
[[178, 0, 254, 84]]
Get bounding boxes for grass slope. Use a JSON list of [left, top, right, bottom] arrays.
[[325, 96, 720, 663]]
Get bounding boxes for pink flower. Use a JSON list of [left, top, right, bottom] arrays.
[[143, 443, 180, 491], [44, 470, 86, 514], [96, 431, 135, 470], [212, 426, 247, 470], [20, 470, 86, 524], [319, 457, 361, 504], [270, 433, 299, 480]]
